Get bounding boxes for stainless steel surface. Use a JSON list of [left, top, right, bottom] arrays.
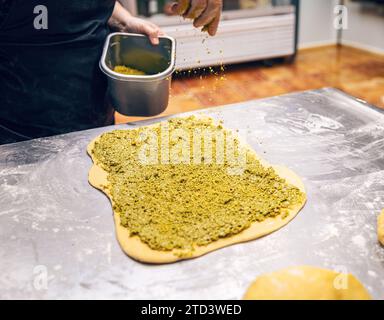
[[100, 32, 176, 116], [0, 88, 383, 299]]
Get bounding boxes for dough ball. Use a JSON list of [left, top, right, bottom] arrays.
[[378, 209, 384, 246], [243, 266, 371, 300]]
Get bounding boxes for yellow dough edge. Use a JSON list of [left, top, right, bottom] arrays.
[[243, 265, 372, 300], [378, 209, 384, 246], [87, 132, 307, 264]]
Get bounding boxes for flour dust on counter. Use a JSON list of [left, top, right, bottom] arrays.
[[2, 89, 384, 299]]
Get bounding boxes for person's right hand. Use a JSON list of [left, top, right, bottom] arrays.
[[171, 0, 223, 36]]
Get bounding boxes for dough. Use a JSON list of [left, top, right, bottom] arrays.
[[243, 266, 372, 300], [87, 117, 306, 264], [378, 209, 384, 246]]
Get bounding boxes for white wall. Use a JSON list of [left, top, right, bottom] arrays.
[[341, 1, 384, 54], [298, 0, 337, 49], [298, 0, 384, 53]]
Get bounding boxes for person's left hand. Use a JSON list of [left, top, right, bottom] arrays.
[[109, 2, 164, 45], [122, 17, 164, 45]]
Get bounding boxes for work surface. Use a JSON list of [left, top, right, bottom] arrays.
[[1, 88, 383, 299]]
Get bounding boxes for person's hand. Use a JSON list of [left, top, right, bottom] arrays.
[[170, 0, 223, 36], [122, 16, 164, 45], [109, 2, 164, 45]]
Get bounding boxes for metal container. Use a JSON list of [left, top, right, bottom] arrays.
[[100, 32, 176, 117]]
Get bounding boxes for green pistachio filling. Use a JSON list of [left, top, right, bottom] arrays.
[[91, 116, 305, 254]]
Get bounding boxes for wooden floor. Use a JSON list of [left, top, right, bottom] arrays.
[[116, 45, 384, 124]]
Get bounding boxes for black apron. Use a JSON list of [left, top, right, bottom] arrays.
[[0, 0, 115, 144]]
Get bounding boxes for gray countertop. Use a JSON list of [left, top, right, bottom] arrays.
[[0, 88, 383, 299]]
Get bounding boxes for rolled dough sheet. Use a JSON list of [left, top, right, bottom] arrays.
[[378, 209, 384, 246], [243, 265, 372, 300], [87, 118, 307, 264]]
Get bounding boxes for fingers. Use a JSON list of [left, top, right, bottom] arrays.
[[193, 9, 212, 29], [143, 24, 162, 45], [152, 24, 165, 41], [193, 0, 222, 35], [207, 13, 220, 36], [171, 0, 222, 36], [170, 3, 178, 14], [149, 21, 163, 32], [127, 17, 163, 45], [184, 0, 207, 19], [171, 0, 190, 15]]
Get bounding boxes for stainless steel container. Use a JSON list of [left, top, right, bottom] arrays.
[[100, 32, 176, 117]]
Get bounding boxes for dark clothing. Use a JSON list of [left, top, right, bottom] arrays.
[[0, 0, 115, 145]]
